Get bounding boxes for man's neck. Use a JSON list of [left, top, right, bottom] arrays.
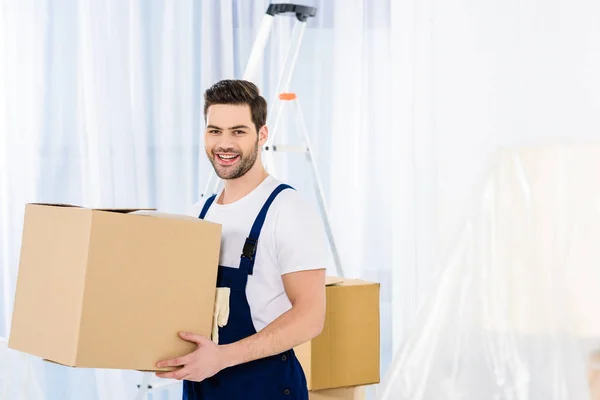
[[219, 164, 269, 205]]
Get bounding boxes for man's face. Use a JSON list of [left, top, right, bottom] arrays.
[[204, 104, 267, 180]]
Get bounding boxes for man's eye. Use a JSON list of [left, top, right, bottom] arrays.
[[209, 130, 221, 134], [234, 130, 245, 135]]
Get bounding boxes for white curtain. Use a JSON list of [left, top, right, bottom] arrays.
[[0, 0, 396, 398], [0, 0, 282, 398]]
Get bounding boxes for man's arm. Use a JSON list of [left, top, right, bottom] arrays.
[[222, 268, 325, 367], [155, 268, 326, 380]]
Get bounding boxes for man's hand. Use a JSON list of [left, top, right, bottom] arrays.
[[155, 331, 226, 382]]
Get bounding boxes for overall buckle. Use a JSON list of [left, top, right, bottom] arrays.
[[242, 237, 257, 261]]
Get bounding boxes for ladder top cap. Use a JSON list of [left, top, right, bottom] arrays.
[[266, 4, 317, 22]]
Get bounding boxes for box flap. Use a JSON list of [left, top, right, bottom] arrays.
[[93, 208, 156, 214], [326, 277, 379, 286], [128, 210, 205, 222], [28, 203, 155, 214], [335, 279, 379, 287], [326, 276, 344, 286], [29, 203, 81, 208]]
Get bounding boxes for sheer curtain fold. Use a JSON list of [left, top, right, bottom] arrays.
[[0, 0, 47, 337]]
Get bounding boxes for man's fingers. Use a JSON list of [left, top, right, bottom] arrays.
[[155, 367, 189, 380], [179, 331, 208, 345], [156, 353, 192, 368]]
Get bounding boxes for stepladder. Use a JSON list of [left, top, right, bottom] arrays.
[[262, 91, 344, 279]]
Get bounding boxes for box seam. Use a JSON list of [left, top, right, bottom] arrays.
[[73, 210, 93, 366]]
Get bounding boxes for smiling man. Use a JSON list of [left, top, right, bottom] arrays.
[[155, 79, 327, 400]]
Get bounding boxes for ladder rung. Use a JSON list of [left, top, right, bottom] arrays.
[[136, 379, 180, 391], [266, 145, 308, 153]]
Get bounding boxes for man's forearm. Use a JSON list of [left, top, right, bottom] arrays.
[[221, 303, 323, 368]]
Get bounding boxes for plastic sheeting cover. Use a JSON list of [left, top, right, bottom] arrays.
[[379, 143, 600, 400]]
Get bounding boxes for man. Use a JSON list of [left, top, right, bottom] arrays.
[[155, 79, 327, 399]]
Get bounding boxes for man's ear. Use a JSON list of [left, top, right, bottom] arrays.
[[258, 125, 269, 146]]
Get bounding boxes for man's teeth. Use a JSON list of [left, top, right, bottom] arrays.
[[218, 154, 237, 160]]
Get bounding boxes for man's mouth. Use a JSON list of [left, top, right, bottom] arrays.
[[215, 153, 240, 166]]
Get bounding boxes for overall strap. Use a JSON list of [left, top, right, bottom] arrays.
[[198, 194, 217, 219], [240, 183, 294, 275]]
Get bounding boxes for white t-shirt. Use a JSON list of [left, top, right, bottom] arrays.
[[187, 175, 328, 332]]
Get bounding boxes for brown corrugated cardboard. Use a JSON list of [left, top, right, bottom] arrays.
[[296, 277, 380, 391], [8, 204, 221, 372], [309, 386, 366, 400]]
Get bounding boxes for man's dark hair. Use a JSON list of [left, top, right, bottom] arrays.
[[203, 79, 267, 133]]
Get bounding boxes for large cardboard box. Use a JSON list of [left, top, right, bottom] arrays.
[[8, 204, 221, 372], [309, 386, 366, 400], [296, 277, 380, 391]]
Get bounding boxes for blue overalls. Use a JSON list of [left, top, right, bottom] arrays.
[[182, 184, 309, 400]]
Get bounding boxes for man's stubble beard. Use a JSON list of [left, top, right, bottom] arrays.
[[208, 138, 259, 180]]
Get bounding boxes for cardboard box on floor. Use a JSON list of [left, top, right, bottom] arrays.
[[296, 277, 380, 391], [8, 204, 221, 372], [309, 386, 366, 400]]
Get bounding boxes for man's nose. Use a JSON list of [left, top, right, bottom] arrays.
[[215, 136, 235, 150]]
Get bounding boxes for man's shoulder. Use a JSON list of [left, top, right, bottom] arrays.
[[266, 183, 323, 233], [269, 181, 314, 214], [265, 180, 329, 274]]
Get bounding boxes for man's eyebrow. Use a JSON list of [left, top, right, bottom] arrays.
[[229, 125, 251, 130], [206, 125, 250, 130]]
